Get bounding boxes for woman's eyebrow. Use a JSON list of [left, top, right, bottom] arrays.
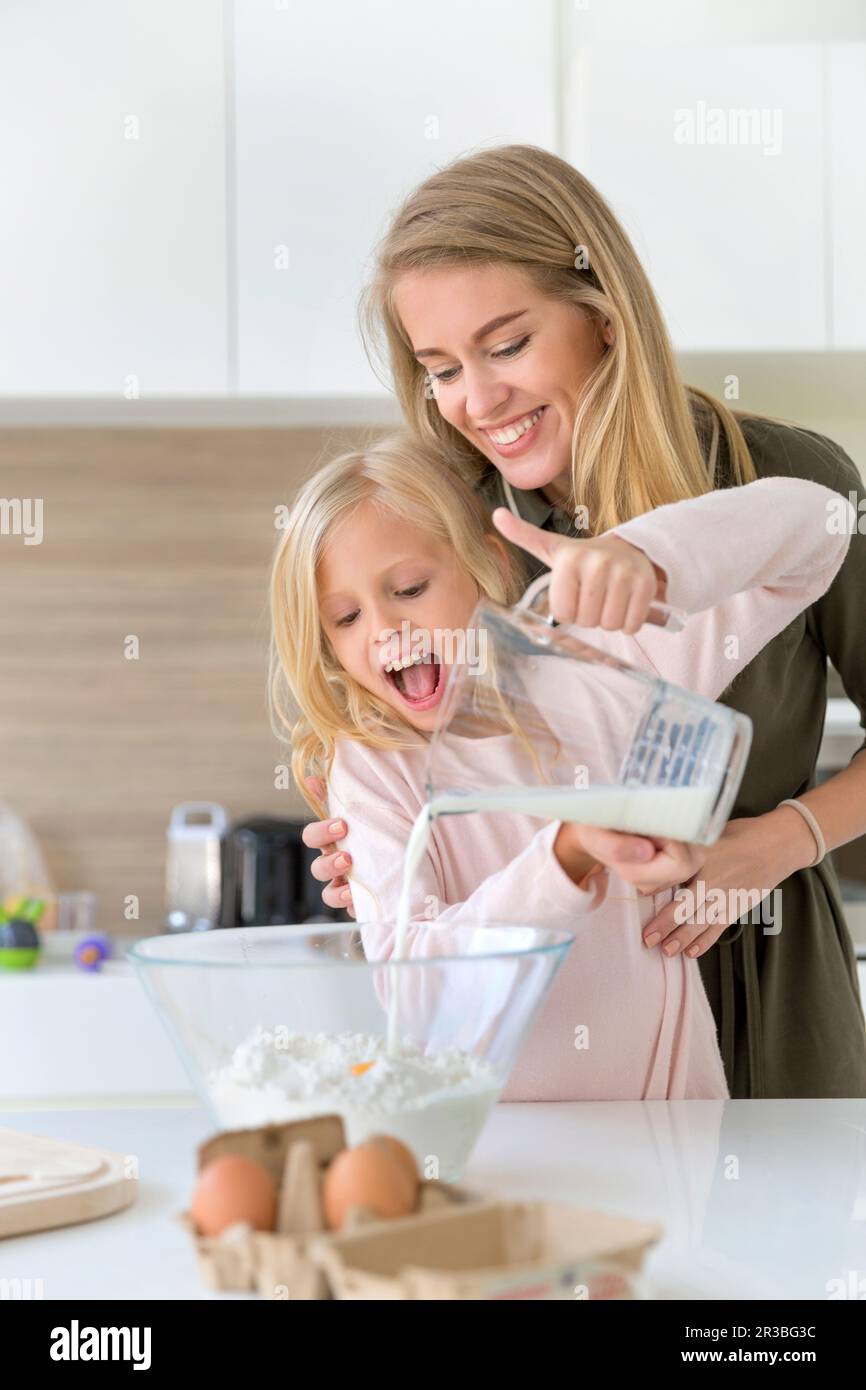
[[414, 310, 529, 360]]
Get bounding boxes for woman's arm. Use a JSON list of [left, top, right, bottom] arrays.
[[776, 444, 866, 863], [643, 444, 866, 957], [611, 465, 866, 885], [794, 751, 866, 857]]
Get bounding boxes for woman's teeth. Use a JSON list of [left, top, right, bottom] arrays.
[[486, 406, 545, 445]]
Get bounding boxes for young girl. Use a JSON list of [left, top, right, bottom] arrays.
[[269, 433, 850, 1102]]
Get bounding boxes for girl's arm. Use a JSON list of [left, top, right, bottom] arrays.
[[608, 476, 853, 700]]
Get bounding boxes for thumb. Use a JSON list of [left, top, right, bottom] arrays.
[[492, 507, 564, 567]]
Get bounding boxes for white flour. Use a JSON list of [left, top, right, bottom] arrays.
[[208, 1026, 499, 1179]]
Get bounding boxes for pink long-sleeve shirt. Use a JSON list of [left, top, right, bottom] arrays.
[[326, 477, 852, 1101]]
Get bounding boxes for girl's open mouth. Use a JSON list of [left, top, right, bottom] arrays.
[[384, 655, 444, 712]]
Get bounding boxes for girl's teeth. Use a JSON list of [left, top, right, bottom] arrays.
[[385, 654, 426, 674], [488, 407, 544, 445]]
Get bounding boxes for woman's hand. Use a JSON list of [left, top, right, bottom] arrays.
[[640, 810, 817, 957], [301, 777, 356, 917], [492, 508, 666, 632]]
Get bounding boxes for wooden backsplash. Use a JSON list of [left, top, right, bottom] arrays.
[[0, 427, 375, 933]]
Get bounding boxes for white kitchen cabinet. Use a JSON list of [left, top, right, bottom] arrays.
[[564, 41, 826, 351], [0, 0, 227, 395], [232, 0, 557, 395], [1, 1, 863, 400], [828, 43, 866, 347]]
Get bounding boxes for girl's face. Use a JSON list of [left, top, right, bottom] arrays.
[[317, 500, 483, 733], [393, 263, 610, 506]]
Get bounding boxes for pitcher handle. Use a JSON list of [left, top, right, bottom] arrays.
[[517, 573, 686, 634]]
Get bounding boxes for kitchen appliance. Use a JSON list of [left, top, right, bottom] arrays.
[[165, 802, 228, 931], [219, 816, 337, 928]]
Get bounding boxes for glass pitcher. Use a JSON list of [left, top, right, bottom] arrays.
[[424, 575, 752, 846]]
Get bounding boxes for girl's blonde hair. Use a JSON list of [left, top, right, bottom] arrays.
[[268, 432, 527, 819], [360, 143, 756, 533]]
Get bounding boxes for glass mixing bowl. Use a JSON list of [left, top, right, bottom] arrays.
[[128, 922, 573, 1180]]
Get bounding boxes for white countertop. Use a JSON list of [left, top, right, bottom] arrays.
[[3, 1097, 865, 1301], [8, 950, 865, 1102]]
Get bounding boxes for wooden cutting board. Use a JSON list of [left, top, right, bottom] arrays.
[[0, 1128, 138, 1238]]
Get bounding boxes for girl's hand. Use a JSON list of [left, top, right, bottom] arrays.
[[574, 824, 706, 895], [556, 821, 705, 894], [301, 777, 356, 917], [492, 508, 666, 632], [553, 821, 604, 886], [641, 811, 816, 958]]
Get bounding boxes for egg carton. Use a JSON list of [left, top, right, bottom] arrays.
[[179, 1113, 482, 1300], [310, 1199, 663, 1300]]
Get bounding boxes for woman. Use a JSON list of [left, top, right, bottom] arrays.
[[302, 144, 866, 1100]]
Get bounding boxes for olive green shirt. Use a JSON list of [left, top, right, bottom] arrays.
[[475, 414, 866, 1099]]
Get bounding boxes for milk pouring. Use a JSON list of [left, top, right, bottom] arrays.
[[384, 579, 752, 1054], [387, 781, 718, 1052]]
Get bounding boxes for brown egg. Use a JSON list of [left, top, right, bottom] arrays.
[[322, 1140, 418, 1230], [190, 1155, 277, 1237], [367, 1134, 420, 1191]]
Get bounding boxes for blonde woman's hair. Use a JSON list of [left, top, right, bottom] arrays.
[[360, 144, 756, 533], [268, 432, 527, 820]]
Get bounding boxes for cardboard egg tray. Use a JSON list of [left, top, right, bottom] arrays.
[[181, 1113, 662, 1300], [311, 1198, 662, 1300], [180, 1113, 480, 1300]]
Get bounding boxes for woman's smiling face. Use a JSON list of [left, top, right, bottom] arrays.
[[393, 263, 610, 505], [317, 499, 482, 733]]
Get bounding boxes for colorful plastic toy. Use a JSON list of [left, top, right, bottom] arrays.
[[0, 897, 44, 969], [74, 934, 112, 973]]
